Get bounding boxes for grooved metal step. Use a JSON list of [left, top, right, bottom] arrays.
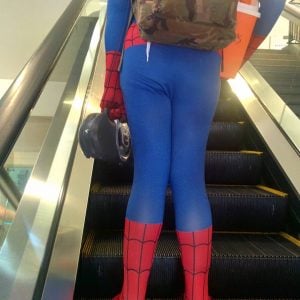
[[250, 70, 300, 81], [251, 65, 300, 74], [207, 122, 245, 151], [87, 185, 287, 232], [250, 49, 293, 60], [213, 98, 245, 122], [76, 231, 300, 299], [251, 77, 300, 89], [250, 48, 300, 119], [250, 58, 300, 67], [92, 151, 263, 185]]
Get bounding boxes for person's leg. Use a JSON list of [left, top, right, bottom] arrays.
[[169, 49, 221, 300], [115, 45, 172, 300]]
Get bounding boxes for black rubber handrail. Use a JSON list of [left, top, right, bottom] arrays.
[[0, 0, 88, 168]]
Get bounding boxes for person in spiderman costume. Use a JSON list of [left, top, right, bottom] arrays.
[[100, 1, 285, 299]]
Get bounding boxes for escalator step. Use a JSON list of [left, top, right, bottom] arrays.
[[251, 65, 300, 74], [213, 98, 245, 122], [207, 122, 245, 151], [249, 77, 300, 90], [248, 70, 300, 82], [211, 233, 300, 298], [250, 57, 300, 68], [288, 104, 300, 117], [250, 49, 294, 60], [87, 185, 287, 232], [76, 231, 300, 298], [271, 86, 300, 96], [93, 151, 263, 185], [205, 151, 262, 185]]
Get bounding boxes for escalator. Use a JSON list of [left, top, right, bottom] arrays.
[[0, 2, 106, 299], [1, 1, 299, 298], [74, 81, 300, 299], [250, 47, 300, 117]]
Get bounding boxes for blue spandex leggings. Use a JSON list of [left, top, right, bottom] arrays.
[[120, 44, 221, 231]]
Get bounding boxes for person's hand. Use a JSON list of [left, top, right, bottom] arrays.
[[100, 51, 127, 121]]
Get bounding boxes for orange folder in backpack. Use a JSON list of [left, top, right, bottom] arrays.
[[220, 0, 261, 79]]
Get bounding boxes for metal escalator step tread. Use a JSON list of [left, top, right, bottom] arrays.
[[208, 122, 245, 151], [250, 70, 300, 81], [81, 230, 178, 258], [90, 184, 288, 204], [250, 58, 300, 67], [207, 185, 288, 232], [212, 232, 300, 257], [208, 184, 287, 198], [250, 50, 296, 60], [206, 151, 263, 185], [78, 231, 300, 298], [88, 184, 288, 231], [93, 151, 263, 186], [250, 77, 300, 88], [213, 99, 245, 122], [82, 231, 300, 259], [90, 184, 286, 199], [210, 234, 300, 298], [251, 65, 300, 74]]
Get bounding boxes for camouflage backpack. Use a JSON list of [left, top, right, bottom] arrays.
[[132, 0, 239, 50]]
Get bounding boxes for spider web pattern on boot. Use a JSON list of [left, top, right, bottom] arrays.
[[115, 219, 162, 300], [177, 226, 212, 300]]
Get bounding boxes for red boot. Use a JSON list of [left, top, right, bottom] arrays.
[[176, 226, 213, 300], [114, 218, 162, 300]]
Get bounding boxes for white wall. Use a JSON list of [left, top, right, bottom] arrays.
[[259, 16, 290, 50], [0, 79, 12, 99], [0, 0, 71, 80]]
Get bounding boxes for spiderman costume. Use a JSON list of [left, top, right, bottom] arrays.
[[100, 1, 285, 299]]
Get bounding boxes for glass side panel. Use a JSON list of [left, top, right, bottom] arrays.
[[0, 0, 101, 250], [0, 193, 16, 248]]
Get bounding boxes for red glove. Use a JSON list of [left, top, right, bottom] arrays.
[[100, 51, 127, 121]]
